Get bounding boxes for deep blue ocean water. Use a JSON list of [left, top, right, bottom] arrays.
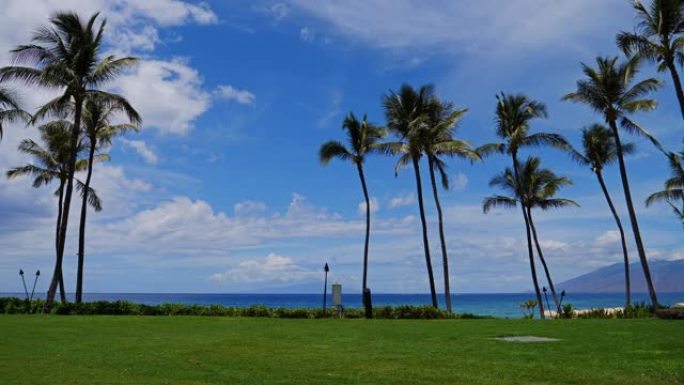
[[3, 292, 683, 318]]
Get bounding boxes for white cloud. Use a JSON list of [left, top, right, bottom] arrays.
[[119, 138, 159, 164], [112, 59, 211, 135], [452, 172, 468, 191], [300, 27, 315, 43], [357, 197, 379, 214], [234, 201, 267, 216], [214, 85, 257, 105], [595, 230, 621, 248], [210, 253, 318, 284], [289, 0, 627, 55], [264, 3, 290, 21], [389, 193, 415, 209]]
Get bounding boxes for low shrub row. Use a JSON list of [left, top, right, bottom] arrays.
[[557, 302, 655, 319], [0, 297, 490, 320]]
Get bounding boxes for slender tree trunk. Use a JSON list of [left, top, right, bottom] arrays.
[[55, 180, 67, 304], [522, 204, 545, 319], [666, 60, 684, 122], [76, 140, 96, 303], [427, 156, 452, 313], [595, 171, 631, 308], [45, 95, 83, 312], [511, 151, 544, 318], [608, 119, 658, 309], [412, 156, 438, 308], [356, 163, 371, 293], [527, 207, 559, 309]]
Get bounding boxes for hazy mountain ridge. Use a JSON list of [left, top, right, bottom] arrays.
[[558, 260, 684, 293]]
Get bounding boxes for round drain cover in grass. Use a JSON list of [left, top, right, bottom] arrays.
[[494, 336, 559, 342]]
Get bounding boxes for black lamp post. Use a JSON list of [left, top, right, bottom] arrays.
[[30, 270, 40, 302], [322, 263, 329, 314], [19, 269, 29, 300]]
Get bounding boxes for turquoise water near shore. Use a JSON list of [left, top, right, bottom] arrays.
[[3, 292, 683, 318]]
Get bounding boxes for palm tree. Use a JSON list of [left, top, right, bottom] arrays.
[[483, 157, 577, 318], [7, 121, 101, 303], [75, 94, 141, 303], [646, 149, 684, 226], [422, 101, 479, 313], [0, 11, 138, 310], [0, 87, 31, 140], [381, 84, 440, 308], [617, 0, 684, 122], [478, 93, 569, 317], [319, 112, 385, 301], [568, 124, 635, 307], [564, 56, 662, 309]]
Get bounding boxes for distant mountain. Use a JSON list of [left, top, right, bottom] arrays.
[[558, 260, 684, 293]]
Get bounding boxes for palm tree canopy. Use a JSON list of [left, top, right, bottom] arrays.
[[422, 101, 479, 189], [568, 124, 636, 172], [319, 112, 385, 166], [617, 0, 684, 71], [646, 149, 684, 222], [478, 93, 569, 157], [82, 92, 141, 147], [563, 56, 666, 153], [484, 156, 578, 213], [0, 87, 32, 139], [6, 121, 101, 210], [0, 11, 138, 120]]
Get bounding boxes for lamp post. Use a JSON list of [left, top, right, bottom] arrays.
[[19, 269, 29, 300], [322, 263, 329, 314], [30, 270, 40, 302]]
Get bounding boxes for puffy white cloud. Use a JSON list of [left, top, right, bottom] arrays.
[[388, 193, 415, 209], [119, 138, 159, 164], [214, 85, 257, 105], [452, 172, 468, 191], [357, 197, 379, 214], [112, 59, 212, 135], [210, 253, 318, 284]]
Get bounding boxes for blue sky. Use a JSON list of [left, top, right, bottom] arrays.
[[0, 0, 682, 294]]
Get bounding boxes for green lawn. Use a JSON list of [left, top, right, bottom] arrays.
[[0, 316, 682, 384]]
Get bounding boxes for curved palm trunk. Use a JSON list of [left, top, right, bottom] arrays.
[[522, 204, 545, 319], [412, 156, 438, 308], [427, 156, 452, 313], [595, 171, 631, 308], [527, 207, 560, 309], [511, 151, 544, 318], [45, 96, 83, 312], [666, 61, 684, 122], [356, 163, 371, 293], [608, 119, 658, 309], [76, 140, 96, 303], [55, 180, 67, 304]]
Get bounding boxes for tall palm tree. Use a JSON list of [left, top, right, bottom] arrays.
[[75, 94, 141, 303], [319, 113, 385, 302], [617, 0, 684, 122], [478, 93, 569, 317], [646, 149, 684, 226], [422, 101, 479, 313], [0, 11, 138, 310], [568, 124, 636, 307], [381, 84, 439, 308], [7, 121, 101, 303], [483, 157, 577, 318], [564, 56, 662, 308], [0, 87, 31, 140]]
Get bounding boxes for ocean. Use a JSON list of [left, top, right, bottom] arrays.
[[3, 292, 683, 318]]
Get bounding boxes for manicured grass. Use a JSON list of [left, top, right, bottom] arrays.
[[0, 316, 682, 384]]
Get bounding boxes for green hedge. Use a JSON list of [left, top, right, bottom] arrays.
[[0, 297, 491, 319]]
